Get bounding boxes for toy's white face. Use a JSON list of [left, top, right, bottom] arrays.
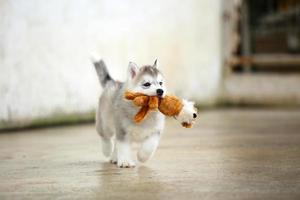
[[176, 99, 198, 127]]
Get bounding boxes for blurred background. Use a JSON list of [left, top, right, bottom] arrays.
[[1, 0, 300, 130]]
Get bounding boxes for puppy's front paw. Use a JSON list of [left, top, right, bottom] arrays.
[[117, 158, 135, 168]]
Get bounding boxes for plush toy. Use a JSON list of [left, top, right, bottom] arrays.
[[125, 91, 197, 128]]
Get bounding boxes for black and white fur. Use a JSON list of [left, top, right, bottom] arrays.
[[93, 58, 197, 168]]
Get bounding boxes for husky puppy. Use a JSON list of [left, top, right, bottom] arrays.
[[93, 59, 197, 168]]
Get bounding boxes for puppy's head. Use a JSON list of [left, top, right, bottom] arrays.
[[126, 59, 167, 97], [176, 99, 198, 127]]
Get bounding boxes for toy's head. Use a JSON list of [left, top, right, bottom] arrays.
[[126, 59, 167, 98], [176, 99, 198, 128]]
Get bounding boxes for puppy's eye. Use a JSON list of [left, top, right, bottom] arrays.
[[159, 82, 163, 86], [143, 82, 151, 87]]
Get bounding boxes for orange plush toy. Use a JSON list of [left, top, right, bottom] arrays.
[[125, 91, 193, 128]]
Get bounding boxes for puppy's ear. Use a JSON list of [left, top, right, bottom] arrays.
[[128, 62, 139, 80], [153, 59, 158, 68]]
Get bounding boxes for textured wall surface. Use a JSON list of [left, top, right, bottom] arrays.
[[0, 0, 222, 125]]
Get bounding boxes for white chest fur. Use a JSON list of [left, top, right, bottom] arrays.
[[126, 112, 165, 142], [128, 126, 154, 142]]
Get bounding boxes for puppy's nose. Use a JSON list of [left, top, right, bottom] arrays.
[[193, 113, 197, 119], [156, 89, 164, 96]]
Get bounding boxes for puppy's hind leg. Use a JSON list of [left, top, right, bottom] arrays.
[[110, 139, 118, 164], [96, 124, 114, 157], [101, 137, 114, 157]]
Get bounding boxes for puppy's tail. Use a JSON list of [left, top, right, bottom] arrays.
[[92, 55, 113, 87]]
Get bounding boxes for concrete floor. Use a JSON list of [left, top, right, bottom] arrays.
[[0, 109, 300, 200]]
